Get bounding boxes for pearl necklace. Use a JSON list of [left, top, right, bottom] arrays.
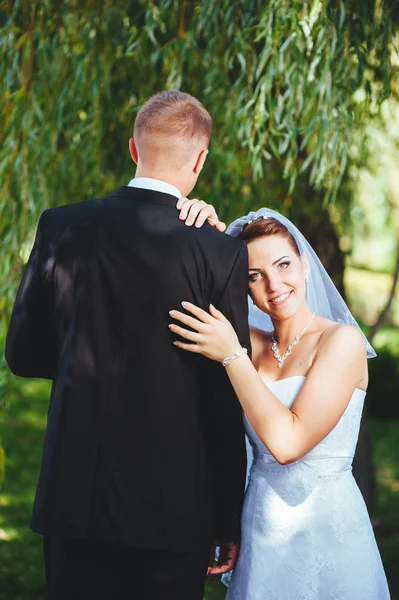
[[271, 312, 316, 369]]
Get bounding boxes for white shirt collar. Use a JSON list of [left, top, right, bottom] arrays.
[[128, 177, 182, 199]]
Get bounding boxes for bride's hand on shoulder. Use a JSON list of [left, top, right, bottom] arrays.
[[176, 197, 226, 232], [169, 302, 240, 362]]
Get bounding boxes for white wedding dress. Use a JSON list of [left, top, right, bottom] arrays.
[[225, 375, 390, 600]]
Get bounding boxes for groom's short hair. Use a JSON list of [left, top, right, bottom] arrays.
[[134, 91, 212, 165]]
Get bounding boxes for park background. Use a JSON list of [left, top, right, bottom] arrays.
[[0, 1, 398, 598]]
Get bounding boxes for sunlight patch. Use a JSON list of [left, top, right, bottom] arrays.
[[19, 410, 47, 427], [0, 528, 15, 541], [378, 467, 399, 493], [22, 379, 51, 398]]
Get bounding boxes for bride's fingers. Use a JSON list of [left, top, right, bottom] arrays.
[[177, 198, 226, 231], [169, 310, 205, 332], [194, 206, 219, 228], [209, 304, 229, 322], [178, 199, 196, 220], [169, 323, 201, 341], [185, 201, 207, 226], [207, 563, 232, 576], [173, 340, 201, 353], [195, 201, 224, 230], [214, 220, 227, 232], [186, 202, 224, 230], [176, 196, 197, 211], [181, 301, 215, 324]]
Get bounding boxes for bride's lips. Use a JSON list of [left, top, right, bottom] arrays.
[[268, 290, 293, 306]]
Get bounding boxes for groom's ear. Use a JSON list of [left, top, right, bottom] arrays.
[[129, 138, 139, 165], [193, 147, 208, 175]]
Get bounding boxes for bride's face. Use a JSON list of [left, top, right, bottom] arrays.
[[247, 234, 307, 321]]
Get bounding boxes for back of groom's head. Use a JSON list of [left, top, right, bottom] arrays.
[[133, 91, 212, 170]]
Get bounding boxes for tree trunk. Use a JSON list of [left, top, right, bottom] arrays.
[[368, 239, 399, 344]]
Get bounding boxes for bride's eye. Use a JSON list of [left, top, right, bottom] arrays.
[[249, 272, 261, 282], [278, 262, 290, 270]]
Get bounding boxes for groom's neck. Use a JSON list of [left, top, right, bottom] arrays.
[[134, 165, 192, 197]]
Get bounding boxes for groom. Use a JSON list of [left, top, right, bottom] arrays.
[[5, 91, 250, 599]]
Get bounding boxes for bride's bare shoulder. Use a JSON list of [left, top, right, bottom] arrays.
[[250, 325, 272, 342], [317, 318, 365, 352], [250, 326, 272, 359], [315, 319, 368, 388]]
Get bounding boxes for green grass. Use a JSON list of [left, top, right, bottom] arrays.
[[0, 380, 398, 600], [369, 419, 399, 599], [0, 380, 49, 600]]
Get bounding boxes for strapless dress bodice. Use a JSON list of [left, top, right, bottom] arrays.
[[245, 375, 366, 479]]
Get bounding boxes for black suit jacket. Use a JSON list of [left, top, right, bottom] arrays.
[[5, 186, 251, 552]]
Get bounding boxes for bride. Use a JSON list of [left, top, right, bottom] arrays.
[[170, 201, 390, 599]]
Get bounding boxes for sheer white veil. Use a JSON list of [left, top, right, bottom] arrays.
[[227, 207, 376, 358]]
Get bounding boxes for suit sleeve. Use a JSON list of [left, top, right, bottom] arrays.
[[5, 211, 57, 379], [206, 243, 251, 543]]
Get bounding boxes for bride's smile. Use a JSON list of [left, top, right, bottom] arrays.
[[268, 290, 293, 305]]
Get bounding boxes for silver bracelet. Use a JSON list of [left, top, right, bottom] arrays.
[[222, 347, 248, 368]]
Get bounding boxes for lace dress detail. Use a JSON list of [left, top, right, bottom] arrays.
[[225, 376, 390, 599]]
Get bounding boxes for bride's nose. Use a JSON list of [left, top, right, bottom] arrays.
[[265, 274, 279, 294]]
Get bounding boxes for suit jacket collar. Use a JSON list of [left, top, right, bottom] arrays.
[[127, 177, 181, 199], [110, 186, 179, 208]]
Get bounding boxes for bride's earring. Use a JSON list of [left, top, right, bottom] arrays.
[[305, 277, 309, 284]]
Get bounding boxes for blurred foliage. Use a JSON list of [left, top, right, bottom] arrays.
[[0, 379, 51, 599], [372, 419, 399, 520], [359, 320, 399, 420], [341, 98, 399, 274], [368, 347, 399, 417], [0, 1, 398, 420], [345, 267, 399, 326], [369, 418, 399, 598], [1, 1, 398, 280]]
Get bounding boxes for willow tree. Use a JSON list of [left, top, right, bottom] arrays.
[[1, 1, 398, 486]]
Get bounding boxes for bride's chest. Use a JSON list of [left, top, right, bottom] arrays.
[[254, 349, 312, 382]]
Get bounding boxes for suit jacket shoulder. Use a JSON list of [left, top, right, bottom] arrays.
[[40, 197, 108, 238]]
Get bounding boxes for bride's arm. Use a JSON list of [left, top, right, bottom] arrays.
[[169, 303, 366, 465], [224, 326, 366, 464]]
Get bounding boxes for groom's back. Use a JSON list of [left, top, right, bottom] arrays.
[[29, 185, 249, 552]]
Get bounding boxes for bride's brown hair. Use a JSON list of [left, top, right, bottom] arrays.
[[238, 217, 300, 257]]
